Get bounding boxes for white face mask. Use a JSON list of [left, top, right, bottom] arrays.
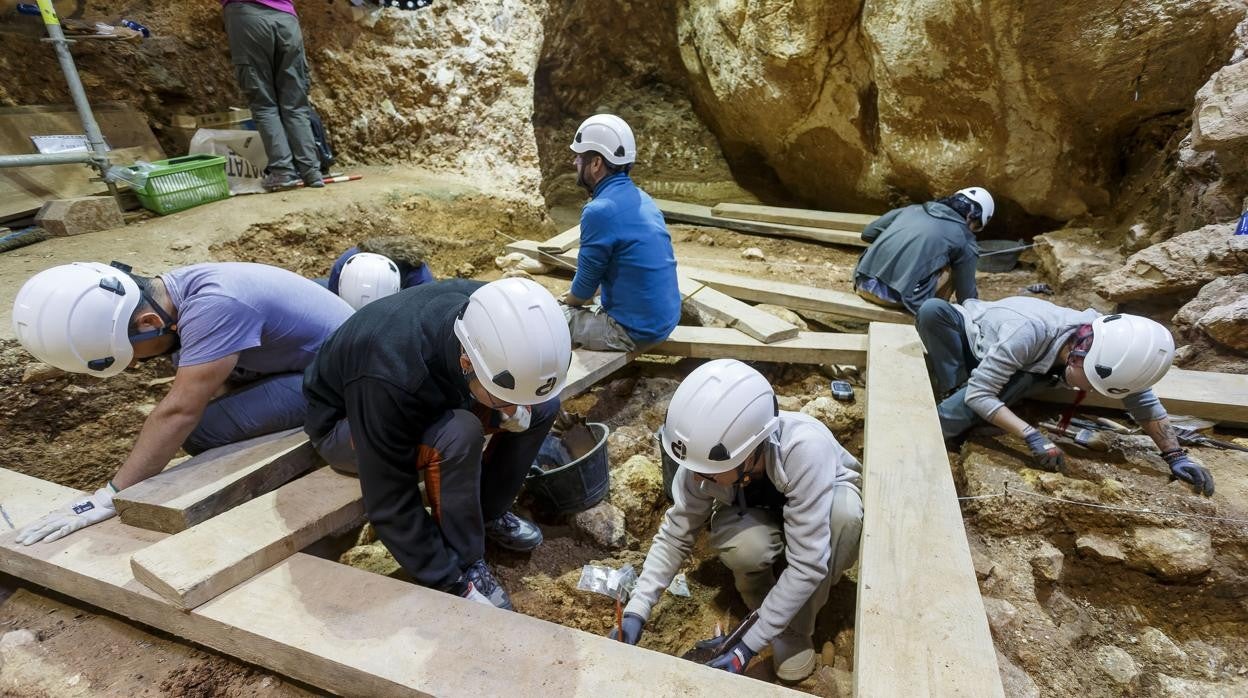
[[498, 404, 532, 433]]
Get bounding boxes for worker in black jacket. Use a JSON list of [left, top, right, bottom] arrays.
[[302, 278, 573, 610]]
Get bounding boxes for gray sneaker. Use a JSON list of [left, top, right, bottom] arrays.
[[484, 511, 543, 552], [262, 172, 301, 192], [462, 559, 512, 610]]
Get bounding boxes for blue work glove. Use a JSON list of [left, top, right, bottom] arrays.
[[608, 612, 645, 645], [1022, 427, 1064, 472], [1162, 449, 1215, 497], [707, 639, 757, 674]]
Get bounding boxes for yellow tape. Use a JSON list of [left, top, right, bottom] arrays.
[[36, 0, 60, 26]]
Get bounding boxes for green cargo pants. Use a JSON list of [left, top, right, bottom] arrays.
[[222, 2, 320, 181]]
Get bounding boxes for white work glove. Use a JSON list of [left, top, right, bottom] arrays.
[[498, 405, 532, 433], [15, 484, 118, 545]]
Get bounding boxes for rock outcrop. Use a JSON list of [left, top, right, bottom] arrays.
[[1174, 274, 1248, 352], [1096, 223, 1248, 301], [1032, 228, 1121, 312]]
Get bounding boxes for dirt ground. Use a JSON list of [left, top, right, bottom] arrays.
[[0, 169, 1246, 697]]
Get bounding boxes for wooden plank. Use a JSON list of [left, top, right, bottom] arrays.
[[682, 266, 912, 325], [504, 239, 579, 271], [855, 323, 1003, 698], [653, 326, 867, 366], [130, 467, 364, 610], [681, 274, 800, 344], [537, 225, 581, 254], [0, 103, 165, 222], [114, 429, 321, 533], [711, 202, 878, 233], [1031, 367, 1248, 428], [0, 469, 793, 698], [655, 199, 868, 248], [563, 348, 638, 398]]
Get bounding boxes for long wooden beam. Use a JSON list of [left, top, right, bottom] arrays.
[[855, 324, 1003, 697], [129, 467, 364, 609], [0, 469, 793, 697], [711, 202, 878, 233], [655, 199, 868, 248], [538, 225, 581, 254], [1031, 367, 1248, 427], [654, 326, 867, 366], [113, 429, 321, 533], [682, 266, 912, 325]]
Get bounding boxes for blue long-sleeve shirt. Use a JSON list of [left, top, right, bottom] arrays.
[[570, 173, 681, 345]]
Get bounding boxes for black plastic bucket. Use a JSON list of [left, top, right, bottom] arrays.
[[977, 239, 1029, 272], [525, 422, 610, 515]]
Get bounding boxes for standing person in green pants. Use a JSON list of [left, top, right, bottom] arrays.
[[220, 0, 323, 191]]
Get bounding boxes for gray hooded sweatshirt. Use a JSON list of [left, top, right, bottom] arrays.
[[624, 412, 862, 652], [854, 202, 979, 313], [955, 296, 1165, 423]]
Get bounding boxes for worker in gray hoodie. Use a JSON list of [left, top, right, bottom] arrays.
[[917, 295, 1214, 496], [610, 359, 863, 682], [853, 187, 993, 313]]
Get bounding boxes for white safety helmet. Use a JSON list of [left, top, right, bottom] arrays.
[[569, 113, 637, 167], [453, 278, 572, 406], [339, 252, 401, 310], [1082, 314, 1176, 397], [660, 359, 780, 475], [955, 187, 995, 227], [12, 262, 144, 378]]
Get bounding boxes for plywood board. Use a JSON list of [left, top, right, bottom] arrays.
[[0, 103, 165, 222], [681, 274, 800, 343], [854, 323, 1003, 698], [711, 202, 878, 233], [0, 468, 794, 698], [683, 266, 912, 325], [114, 429, 321, 533], [1031, 367, 1248, 428], [656, 199, 868, 248], [538, 225, 581, 253], [653, 326, 867, 366], [130, 467, 363, 609]]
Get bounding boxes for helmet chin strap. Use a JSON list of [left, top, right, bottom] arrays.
[[110, 262, 180, 359]]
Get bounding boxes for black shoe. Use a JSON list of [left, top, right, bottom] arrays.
[[462, 559, 513, 610], [484, 511, 543, 552], [303, 175, 325, 188], [261, 172, 301, 192]]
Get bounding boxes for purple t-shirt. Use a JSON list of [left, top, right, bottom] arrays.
[[162, 263, 352, 374], [220, 0, 296, 16]]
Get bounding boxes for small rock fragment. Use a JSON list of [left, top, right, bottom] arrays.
[[741, 247, 765, 261], [570, 500, 627, 549]]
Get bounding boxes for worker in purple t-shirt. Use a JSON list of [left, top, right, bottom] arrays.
[[220, 0, 322, 191], [10, 261, 353, 545]]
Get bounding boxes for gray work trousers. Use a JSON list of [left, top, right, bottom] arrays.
[[222, 2, 320, 180], [183, 372, 307, 455], [563, 305, 637, 352], [707, 483, 864, 639], [916, 298, 1044, 440]]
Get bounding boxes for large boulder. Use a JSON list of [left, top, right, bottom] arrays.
[[1174, 274, 1248, 352], [675, 0, 1244, 222], [1096, 223, 1248, 301], [1192, 58, 1248, 175], [609, 455, 666, 536], [1032, 228, 1122, 312], [1126, 527, 1214, 581]]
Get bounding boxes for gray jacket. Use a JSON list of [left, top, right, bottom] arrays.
[[854, 202, 979, 312], [955, 296, 1165, 423], [624, 412, 862, 651]]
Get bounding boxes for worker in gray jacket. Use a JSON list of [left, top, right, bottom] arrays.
[[611, 359, 863, 682], [853, 187, 993, 313], [917, 295, 1214, 495]]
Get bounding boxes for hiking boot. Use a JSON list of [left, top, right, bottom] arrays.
[[462, 559, 513, 610], [484, 511, 543, 552], [772, 629, 817, 682], [262, 172, 301, 192], [302, 174, 325, 188]]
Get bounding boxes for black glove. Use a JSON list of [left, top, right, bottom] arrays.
[[1162, 449, 1215, 496], [608, 612, 644, 645], [1022, 427, 1064, 472], [707, 639, 757, 674]]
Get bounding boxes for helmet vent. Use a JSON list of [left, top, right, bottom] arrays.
[[87, 357, 115, 372], [1095, 365, 1113, 379], [614, 146, 625, 156], [575, 132, 583, 143], [1103, 314, 1123, 323], [708, 443, 730, 461], [98, 277, 126, 296], [492, 370, 516, 390]]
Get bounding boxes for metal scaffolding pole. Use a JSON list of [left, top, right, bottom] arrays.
[[0, 0, 119, 198]]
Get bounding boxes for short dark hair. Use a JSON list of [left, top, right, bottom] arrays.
[[936, 194, 982, 224], [582, 150, 631, 175]]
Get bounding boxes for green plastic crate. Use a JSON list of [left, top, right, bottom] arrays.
[[128, 154, 230, 215]]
